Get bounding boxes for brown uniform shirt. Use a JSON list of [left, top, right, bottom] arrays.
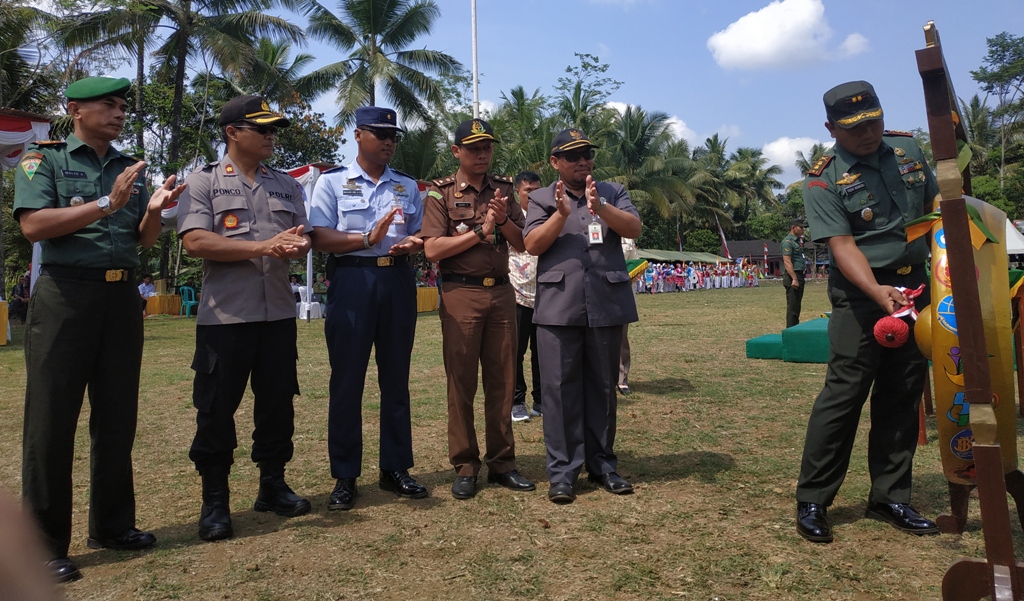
[[421, 172, 525, 278], [176, 157, 311, 326]]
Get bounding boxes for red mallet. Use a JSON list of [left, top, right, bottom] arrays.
[[874, 315, 909, 348]]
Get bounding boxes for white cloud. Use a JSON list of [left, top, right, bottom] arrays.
[[762, 136, 827, 187], [706, 0, 868, 70], [717, 124, 742, 140], [839, 33, 870, 57], [606, 101, 629, 116], [478, 99, 497, 118], [667, 117, 699, 145], [597, 43, 612, 58]]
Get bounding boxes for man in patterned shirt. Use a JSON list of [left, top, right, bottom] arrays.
[[508, 171, 543, 421]]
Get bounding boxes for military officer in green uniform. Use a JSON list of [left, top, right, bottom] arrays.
[[795, 81, 940, 543], [14, 76, 186, 582], [781, 219, 807, 328]]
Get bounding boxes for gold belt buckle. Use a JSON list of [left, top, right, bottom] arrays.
[[377, 257, 394, 267], [482, 277, 495, 287], [105, 269, 124, 282], [896, 265, 912, 275]]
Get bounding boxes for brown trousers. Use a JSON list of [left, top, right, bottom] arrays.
[[439, 281, 517, 476]]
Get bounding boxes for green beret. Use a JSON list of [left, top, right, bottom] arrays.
[[64, 77, 131, 101]]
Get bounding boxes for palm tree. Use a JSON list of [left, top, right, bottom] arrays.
[[795, 142, 829, 176], [960, 94, 997, 177], [729, 147, 783, 237], [300, 0, 462, 127], [490, 86, 554, 178], [191, 38, 318, 113], [0, 1, 59, 113]]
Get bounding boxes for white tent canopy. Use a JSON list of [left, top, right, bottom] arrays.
[[1006, 220, 1024, 254]]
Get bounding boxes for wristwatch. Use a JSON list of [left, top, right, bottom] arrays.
[[362, 231, 371, 249], [96, 195, 117, 215], [597, 196, 608, 213], [473, 225, 486, 241]]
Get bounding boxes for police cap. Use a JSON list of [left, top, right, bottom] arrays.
[[355, 106, 403, 131], [219, 95, 290, 127], [551, 128, 598, 155], [454, 119, 497, 145], [824, 81, 883, 129]]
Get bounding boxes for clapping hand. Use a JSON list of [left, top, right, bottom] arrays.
[[554, 180, 572, 217]]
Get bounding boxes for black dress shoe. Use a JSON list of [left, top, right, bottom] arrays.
[[487, 470, 536, 491], [865, 502, 939, 535], [379, 470, 428, 499], [451, 476, 477, 499], [796, 502, 833, 543], [328, 478, 357, 511], [587, 472, 634, 495], [47, 557, 81, 583], [87, 528, 157, 551], [548, 482, 576, 504]]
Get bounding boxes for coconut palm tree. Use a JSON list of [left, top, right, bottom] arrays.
[[960, 94, 998, 177], [191, 38, 318, 114], [300, 0, 462, 128], [0, 1, 60, 113], [490, 86, 554, 178], [795, 142, 830, 176]]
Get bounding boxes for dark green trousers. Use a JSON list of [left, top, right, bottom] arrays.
[[783, 272, 805, 328], [796, 266, 927, 507], [22, 273, 143, 558]]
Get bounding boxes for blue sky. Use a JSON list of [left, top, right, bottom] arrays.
[[299, 0, 1022, 186]]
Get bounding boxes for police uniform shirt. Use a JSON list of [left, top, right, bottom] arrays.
[[804, 132, 939, 270], [781, 232, 806, 272], [421, 172, 524, 277], [523, 180, 640, 327], [308, 161, 422, 256], [176, 157, 311, 325], [13, 134, 150, 268]]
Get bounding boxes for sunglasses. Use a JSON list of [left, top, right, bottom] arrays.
[[359, 127, 402, 143], [555, 148, 596, 162], [232, 123, 278, 136]]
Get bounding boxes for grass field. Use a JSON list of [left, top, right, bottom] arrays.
[[0, 280, 1019, 600]]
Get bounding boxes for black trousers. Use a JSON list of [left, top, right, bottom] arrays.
[[189, 319, 299, 470], [796, 267, 928, 506], [537, 324, 622, 484], [514, 303, 540, 406], [784, 272, 805, 328], [22, 274, 143, 559], [325, 263, 416, 479]]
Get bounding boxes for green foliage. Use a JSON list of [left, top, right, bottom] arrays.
[[746, 212, 788, 242], [683, 229, 721, 254], [2, 172, 33, 283], [267, 104, 347, 170], [635, 199, 679, 251]]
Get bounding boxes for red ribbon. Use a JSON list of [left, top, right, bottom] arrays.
[[891, 283, 927, 320]]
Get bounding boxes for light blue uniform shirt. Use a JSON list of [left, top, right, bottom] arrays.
[[309, 161, 422, 257]]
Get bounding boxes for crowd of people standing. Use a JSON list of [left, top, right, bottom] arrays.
[[639, 261, 763, 293]]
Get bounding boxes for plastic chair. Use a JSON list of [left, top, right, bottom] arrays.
[[179, 286, 199, 317]]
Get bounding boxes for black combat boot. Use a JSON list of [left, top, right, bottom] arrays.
[[198, 466, 233, 541], [253, 462, 311, 517]]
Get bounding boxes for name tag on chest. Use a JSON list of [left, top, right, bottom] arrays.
[[61, 169, 87, 179]]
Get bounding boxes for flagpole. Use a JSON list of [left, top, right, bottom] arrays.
[[471, 0, 479, 118]]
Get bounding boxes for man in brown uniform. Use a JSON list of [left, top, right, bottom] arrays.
[[422, 119, 536, 499]]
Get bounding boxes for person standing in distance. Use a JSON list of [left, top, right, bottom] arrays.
[[177, 95, 313, 542], [508, 171, 543, 420], [309, 106, 428, 510], [421, 119, 536, 500], [796, 81, 940, 543], [781, 219, 807, 328], [523, 128, 642, 504], [15, 76, 186, 582]]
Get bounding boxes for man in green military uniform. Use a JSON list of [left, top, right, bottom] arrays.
[[781, 219, 807, 328], [14, 76, 186, 582], [795, 81, 941, 544]]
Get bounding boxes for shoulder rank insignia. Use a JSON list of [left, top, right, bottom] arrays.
[[806, 154, 833, 177], [884, 129, 914, 137], [34, 139, 65, 146], [836, 172, 860, 185], [492, 174, 512, 183], [391, 168, 415, 180], [432, 176, 455, 187]]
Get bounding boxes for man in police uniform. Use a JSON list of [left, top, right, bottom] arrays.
[[796, 81, 940, 543], [523, 128, 642, 504], [15, 76, 186, 582], [422, 119, 536, 499], [309, 106, 428, 510], [781, 219, 807, 328], [177, 95, 312, 542]]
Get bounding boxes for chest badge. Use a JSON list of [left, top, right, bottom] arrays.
[[224, 164, 235, 174], [861, 207, 874, 222], [393, 184, 406, 194], [453, 191, 463, 198], [836, 172, 860, 185], [455, 222, 470, 234], [70, 196, 84, 206], [894, 147, 906, 157], [224, 213, 239, 229]]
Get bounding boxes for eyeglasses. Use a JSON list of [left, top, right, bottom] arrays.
[[359, 127, 402, 143], [555, 148, 595, 162], [232, 123, 278, 136]]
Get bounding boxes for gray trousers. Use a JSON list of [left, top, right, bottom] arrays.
[[537, 324, 622, 484]]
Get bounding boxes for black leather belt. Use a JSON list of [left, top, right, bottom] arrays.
[[334, 255, 409, 268], [444, 274, 508, 287], [40, 265, 135, 282]]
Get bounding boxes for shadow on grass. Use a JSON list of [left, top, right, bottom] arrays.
[[628, 377, 697, 396]]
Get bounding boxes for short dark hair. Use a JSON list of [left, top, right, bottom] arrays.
[[514, 171, 541, 189]]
